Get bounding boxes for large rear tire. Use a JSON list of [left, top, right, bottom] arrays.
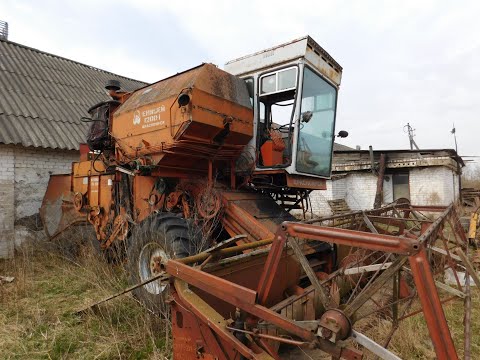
[[126, 212, 199, 314]]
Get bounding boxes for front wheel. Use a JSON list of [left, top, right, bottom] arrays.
[[126, 212, 199, 314]]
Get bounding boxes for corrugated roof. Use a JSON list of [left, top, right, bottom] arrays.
[[333, 143, 353, 151], [0, 39, 147, 150]]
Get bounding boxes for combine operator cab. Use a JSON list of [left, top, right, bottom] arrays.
[[226, 36, 346, 190]]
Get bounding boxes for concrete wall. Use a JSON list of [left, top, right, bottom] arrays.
[[0, 144, 78, 258]]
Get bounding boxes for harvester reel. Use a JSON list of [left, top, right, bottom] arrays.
[[316, 272, 341, 307], [158, 202, 474, 359], [338, 249, 373, 291]]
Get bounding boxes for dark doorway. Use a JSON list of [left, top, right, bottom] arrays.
[[392, 172, 410, 200]]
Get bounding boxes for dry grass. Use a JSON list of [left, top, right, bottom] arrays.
[[0, 244, 170, 359], [353, 286, 480, 359], [1, 241, 478, 359]]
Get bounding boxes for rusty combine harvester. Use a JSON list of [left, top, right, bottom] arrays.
[[40, 37, 475, 359]]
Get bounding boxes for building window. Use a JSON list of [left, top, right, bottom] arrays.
[[392, 172, 410, 200]]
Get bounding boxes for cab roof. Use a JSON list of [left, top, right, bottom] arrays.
[[225, 36, 342, 86]]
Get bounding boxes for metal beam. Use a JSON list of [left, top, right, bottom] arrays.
[[351, 330, 401, 360], [409, 248, 458, 360], [166, 259, 258, 305], [344, 262, 392, 275], [455, 248, 480, 288], [284, 222, 420, 255], [434, 280, 466, 298], [363, 212, 379, 233], [430, 246, 462, 262]]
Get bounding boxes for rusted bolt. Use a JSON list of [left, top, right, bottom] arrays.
[[321, 327, 333, 339], [151, 256, 163, 274]]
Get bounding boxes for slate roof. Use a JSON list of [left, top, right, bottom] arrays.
[[0, 39, 147, 150]]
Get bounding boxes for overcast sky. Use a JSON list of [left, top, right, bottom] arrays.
[[1, 0, 479, 165]]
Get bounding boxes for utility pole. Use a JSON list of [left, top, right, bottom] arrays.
[[451, 123, 462, 202], [403, 123, 420, 150], [451, 123, 458, 153], [403, 123, 423, 160]]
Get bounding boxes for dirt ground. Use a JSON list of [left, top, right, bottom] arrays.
[[0, 243, 478, 359]]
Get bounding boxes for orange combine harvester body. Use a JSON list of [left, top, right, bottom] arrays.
[[40, 37, 467, 360], [42, 36, 344, 247]]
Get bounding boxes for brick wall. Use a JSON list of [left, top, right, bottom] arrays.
[[344, 173, 378, 211], [410, 166, 459, 205], [310, 173, 389, 216], [0, 146, 14, 258], [309, 177, 347, 216], [0, 144, 78, 258], [309, 166, 459, 217]]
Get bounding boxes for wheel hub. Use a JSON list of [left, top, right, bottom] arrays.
[[138, 243, 169, 295]]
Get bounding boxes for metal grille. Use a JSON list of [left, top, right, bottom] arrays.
[[0, 21, 8, 40]]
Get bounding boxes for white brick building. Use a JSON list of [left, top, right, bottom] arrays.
[[0, 145, 78, 257], [310, 149, 463, 217], [0, 39, 145, 258]]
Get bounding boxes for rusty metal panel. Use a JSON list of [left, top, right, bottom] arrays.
[[115, 63, 252, 115], [286, 174, 327, 190], [222, 191, 295, 242], [39, 174, 86, 237], [167, 260, 258, 305], [133, 176, 164, 222], [0, 39, 145, 150], [111, 64, 253, 161]]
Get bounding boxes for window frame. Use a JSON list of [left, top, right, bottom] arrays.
[[255, 64, 300, 169], [294, 64, 339, 177], [259, 66, 298, 96]]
